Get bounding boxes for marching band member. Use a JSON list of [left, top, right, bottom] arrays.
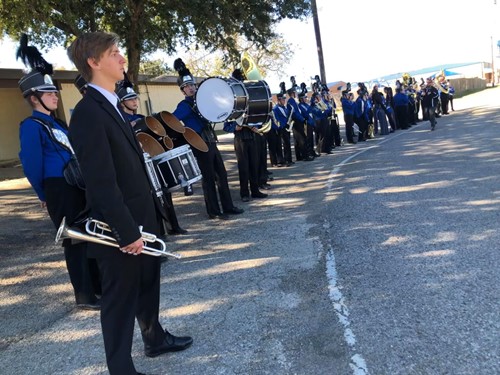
[[287, 77, 310, 161], [16, 34, 100, 310], [297, 83, 317, 160], [320, 87, 335, 153], [354, 89, 369, 141], [273, 88, 294, 166], [421, 77, 439, 131], [383, 86, 397, 131], [68, 32, 192, 375], [115, 73, 144, 126], [448, 82, 455, 111], [172, 58, 244, 219], [371, 84, 390, 135], [393, 87, 410, 130], [267, 101, 285, 167], [223, 69, 268, 202], [310, 91, 332, 154], [115, 74, 188, 236], [341, 87, 356, 143]]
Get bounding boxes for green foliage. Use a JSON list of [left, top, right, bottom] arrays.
[[139, 59, 173, 77], [0, 0, 311, 84]]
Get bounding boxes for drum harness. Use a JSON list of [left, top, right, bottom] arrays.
[[183, 99, 218, 144]]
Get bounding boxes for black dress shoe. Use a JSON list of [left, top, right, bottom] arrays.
[[76, 299, 101, 310], [208, 213, 230, 220], [167, 227, 188, 235], [259, 183, 272, 190], [251, 192, 268, 198], [225, 206, 244, 214], [144, 332, 193, 358], [241, 196, 250, 202]]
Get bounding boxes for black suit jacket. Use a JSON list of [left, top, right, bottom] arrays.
[[69, 86, 160, 248]]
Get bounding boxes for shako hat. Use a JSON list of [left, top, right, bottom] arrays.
[[174, 58, 195, 88], [277, 82, 287, 99], [116, 71, 138, 101]]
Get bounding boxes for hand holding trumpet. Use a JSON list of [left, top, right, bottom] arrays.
[[120, 238, 143, 255]]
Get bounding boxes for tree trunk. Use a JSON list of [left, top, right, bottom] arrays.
[[124, 0, 145, 93]]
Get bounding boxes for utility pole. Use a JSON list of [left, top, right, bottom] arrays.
[[492, 0, 497, 86], [311, 0, 327, 84], [491, 36, 495, 86]]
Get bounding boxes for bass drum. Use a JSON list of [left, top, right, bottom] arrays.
[[195, 77, 248, 123], [239, 80, 272, 125]]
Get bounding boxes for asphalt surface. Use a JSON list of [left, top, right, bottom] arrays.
[[1, 87, 499, 375]]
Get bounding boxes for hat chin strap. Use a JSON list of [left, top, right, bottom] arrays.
[[122, 101, 135, 113], [33, 92, 53, 114]]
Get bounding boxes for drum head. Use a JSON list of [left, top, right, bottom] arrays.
[[183, 127, 209, 152], [158, 111, 185, 134], [196, 77, 236, 122], [136, 132, 165, 156], [145, 116, 166, 136], [163, 135, 174, 150]]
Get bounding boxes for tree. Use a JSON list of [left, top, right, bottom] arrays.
[[0, 0, 311, 88], [139, 58, 173, 77], [181, 35, 294, 79]]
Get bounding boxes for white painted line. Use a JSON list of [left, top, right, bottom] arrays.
[[322, 128, 420, 375]]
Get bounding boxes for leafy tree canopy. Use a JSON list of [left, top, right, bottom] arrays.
[[0, 0, 311, 87]]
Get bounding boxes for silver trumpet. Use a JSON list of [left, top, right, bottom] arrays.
[[55, 217, 182, 259]]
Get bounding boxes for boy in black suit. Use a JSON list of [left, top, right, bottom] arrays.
[[68, 32, 192, 375]]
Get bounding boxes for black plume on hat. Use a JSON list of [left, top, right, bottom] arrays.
[[232, 68, 246, 82], [174, 58, 195, 88], [16, 34, 53, 76], [277, 82, 287, 99], [16, 34, 58, 97]]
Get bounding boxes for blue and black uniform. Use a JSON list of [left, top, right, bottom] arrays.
[[287, 95, 308, 161], [19, 110, 100, 305], [273, 102, 293, 165], [341, 95, 356, 143], [173, 96, 240, 217]]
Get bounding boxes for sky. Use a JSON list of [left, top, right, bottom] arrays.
[[1, 0, 499, 91]]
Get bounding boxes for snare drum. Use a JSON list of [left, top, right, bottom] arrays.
[[241, 80, 272, 125], [195, 77, 248, 123], [152, 145, 202, 192]]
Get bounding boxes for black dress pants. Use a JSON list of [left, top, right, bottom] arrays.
[[266, 129, 284, 165], [95, 248, 165, 375], [193, 142, 234, 215], [234, 135, 260, 198], [292, 121, 307, 160], [280, 128, 293, 163]]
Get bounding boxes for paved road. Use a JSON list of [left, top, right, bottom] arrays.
[[1, 87, 499, 374]]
